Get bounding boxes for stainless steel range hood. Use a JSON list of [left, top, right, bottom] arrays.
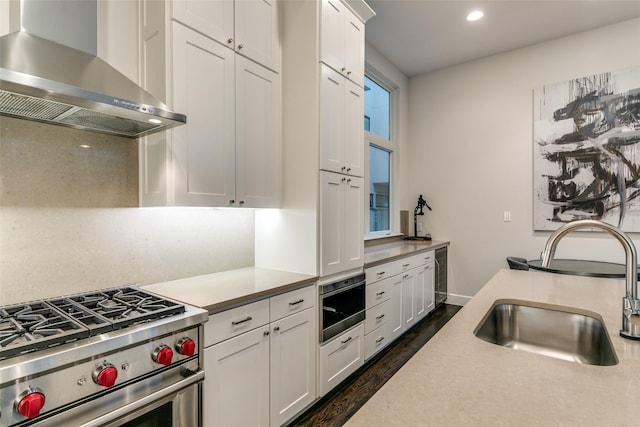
[[0, 0, 185, 139]]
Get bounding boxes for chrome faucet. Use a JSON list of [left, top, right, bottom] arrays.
[[540, 219, 640, 340]]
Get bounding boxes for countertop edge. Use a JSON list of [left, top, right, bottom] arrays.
[[364, 240, 449, 268]]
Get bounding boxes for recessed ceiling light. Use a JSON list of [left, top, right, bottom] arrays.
[[467, 10, 484, 22]]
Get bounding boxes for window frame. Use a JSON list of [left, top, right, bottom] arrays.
[[364, 67, 399, 240]]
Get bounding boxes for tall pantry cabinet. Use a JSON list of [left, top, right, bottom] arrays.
[[139, 0, 281, 208]]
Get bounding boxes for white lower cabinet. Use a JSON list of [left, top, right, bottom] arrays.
[[204, 285, 316, 427], [204, 325, 270, 427], [319, 323, 365, 397], [366, 250, 437, 350]]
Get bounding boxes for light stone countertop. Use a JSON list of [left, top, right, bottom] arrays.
[[364, 240, 449, 268], [345, 268, 640, 427], [141, 267, 318, 313]]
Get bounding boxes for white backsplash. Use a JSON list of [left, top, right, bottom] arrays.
[[0, 117, 255, 305]]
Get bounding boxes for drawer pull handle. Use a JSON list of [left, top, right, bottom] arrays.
[[341, 336, 353, 345], [403, 263, 410, 268], [376, 336, 385, 344], [289, 299, 304, 306], [376, 271, 386, 276], [231, 316, 253, 326], [376, 291, 385, 297], [376, 314, 385, 321]]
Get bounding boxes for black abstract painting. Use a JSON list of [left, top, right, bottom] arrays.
[[533, 67, 640, 231]]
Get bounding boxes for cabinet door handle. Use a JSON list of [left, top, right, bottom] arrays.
[[403, 274, 409, 279], [231, 316, 252, 326], [376, 291, 385, 297], [227, 38, 233, 44], [239, 200, 245, 206], [274, 326, 280, 332], [264, 331, 270, 336], [229, 199, 235, 205], [341, 336, 353, 345], [289, 298, 304, 306], [376, 313, 385, 321], [237, 43, 244, 50], [376, 336, 385, 344]]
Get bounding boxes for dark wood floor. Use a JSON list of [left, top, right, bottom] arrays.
[[288, 303, 462, 427]]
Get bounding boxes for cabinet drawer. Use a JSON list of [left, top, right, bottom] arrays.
[[365, 278, 391, 310], [319, 323, 364, 397], [205, 299, 270, 347], [406, 251, 435, 268], [364, 299, 390, 334], [365, 262, 400, 284], [270, 285, 316, 322], [365, 321, 392, 360]]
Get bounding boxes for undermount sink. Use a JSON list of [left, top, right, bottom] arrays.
[[473, 299, 618, 366]]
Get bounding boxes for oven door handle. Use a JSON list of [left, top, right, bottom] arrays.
[[321, 281, 365, 298], [78, 371, 205, 427]]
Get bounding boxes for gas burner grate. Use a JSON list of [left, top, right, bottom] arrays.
[[70, 287, 185, 329], [46, 298, 113, 336], [0, 303, 89, 360]]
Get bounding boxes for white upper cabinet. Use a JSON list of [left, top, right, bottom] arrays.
[[320, 64, 364, 177], [320, 0, 364, 86], [172, 23, 236, 206], [235, 55, 282, 208], [139, 1, 281, 208], [172, 0, 280, 72]]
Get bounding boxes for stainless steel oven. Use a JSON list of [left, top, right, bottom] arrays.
[[319, 273, 366, 342], [0, 287, 208, 427]]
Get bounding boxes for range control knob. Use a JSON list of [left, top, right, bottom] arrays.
[[93, 363, 118, 388], [16, 389, 45, 419], [153, 345, 174, 366], [175, 337, 196, 356]]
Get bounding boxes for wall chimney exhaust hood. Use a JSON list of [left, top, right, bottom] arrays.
[[0, 0, 185, 138]]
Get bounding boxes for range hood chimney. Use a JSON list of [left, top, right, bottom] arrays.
[[0, 0, 185, 138]]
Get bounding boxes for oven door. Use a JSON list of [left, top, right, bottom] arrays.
[[87, 375, 202, 427], [321, 276, 366, 343]]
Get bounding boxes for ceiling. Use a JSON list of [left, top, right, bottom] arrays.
[[364, 0, 640, 77]]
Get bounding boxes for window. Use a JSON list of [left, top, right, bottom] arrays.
[[364, 74, 394, 235]]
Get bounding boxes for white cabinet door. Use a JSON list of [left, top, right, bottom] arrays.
[[343, 7, 364, 86], [320, 0, 364, 85], [415, 265, 427, 320], [235, 55, 281, 208], [320, 171, 364, 276], [320, 65, 345, 174], [401, 269, 416, 329], [204, 325, 270, 427], [320, 171, 344, 276], [388, 273, 404, 342], [172, 22, 236, 206], [425, 263, 435, 314], [343, 80, 364, 177], [171, 0, 233, 46], [270, 308, 317, 427], [235, 0, 280, 72], [343, 176, 364, 271], [319, 64, 363, 178]]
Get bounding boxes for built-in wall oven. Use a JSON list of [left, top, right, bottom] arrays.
[[319, 273, 366, 342], [0, 287, 207, 427]]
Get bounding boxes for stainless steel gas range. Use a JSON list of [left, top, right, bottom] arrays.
[[0, 286, 208, 427]]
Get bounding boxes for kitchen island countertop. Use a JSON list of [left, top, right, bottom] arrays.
[[364, 239, 449, 268], [142, 267, 317, 313], [344, 268, 640, 426]]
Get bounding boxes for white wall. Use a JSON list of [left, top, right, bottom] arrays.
[[407, 18, 640, 303]]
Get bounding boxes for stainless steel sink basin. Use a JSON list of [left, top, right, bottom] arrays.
[[473, 299, 618, 366]]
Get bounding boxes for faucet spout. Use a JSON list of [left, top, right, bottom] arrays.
[[540, 219, 640, 340]]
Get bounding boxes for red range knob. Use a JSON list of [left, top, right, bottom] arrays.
[[16, 390, 46, 419], [153, 345, 174, 366], [93, 363, 118, 387], [176, 337, 196, 356]]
